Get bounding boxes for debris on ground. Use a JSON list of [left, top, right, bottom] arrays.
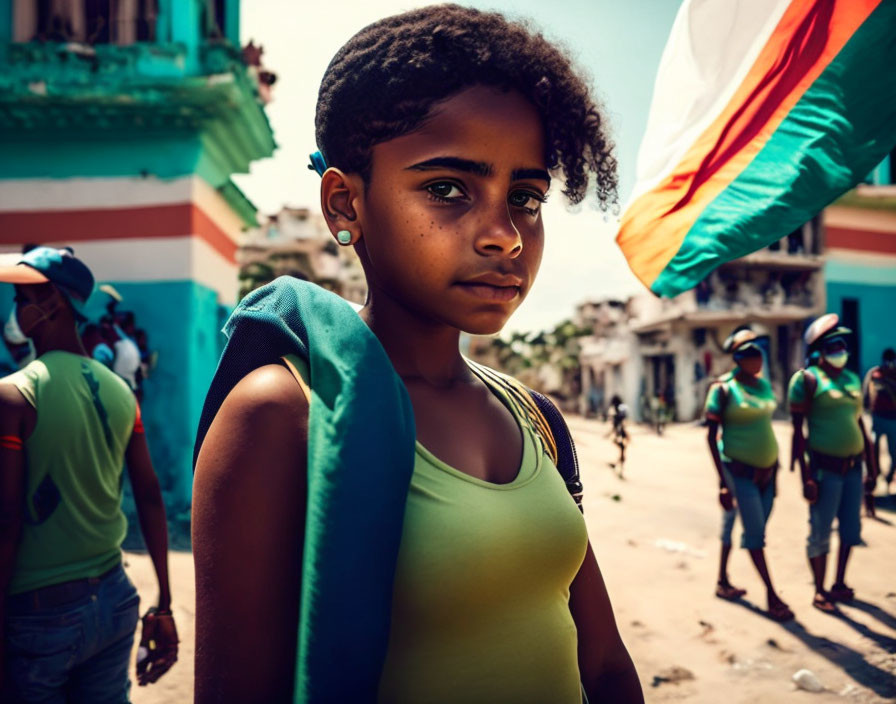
[[651, 666, 696, 687], [655, 538, 706, 558], [792, 669, 824, 693]]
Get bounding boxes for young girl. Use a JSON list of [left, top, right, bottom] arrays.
[[192, 6, 642, 702], [704, 328, 792, 622]]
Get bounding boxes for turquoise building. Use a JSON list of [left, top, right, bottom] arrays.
[[823, 150, 896, 377], [0, 0, 275, 535]]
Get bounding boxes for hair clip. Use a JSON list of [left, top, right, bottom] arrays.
[[308, 151, 328, 177]]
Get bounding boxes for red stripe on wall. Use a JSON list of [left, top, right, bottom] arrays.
[[0, 204, 237, 263], [827, 227, 896, 255]]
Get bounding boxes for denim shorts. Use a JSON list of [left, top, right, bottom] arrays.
[[4, 563, 140, 704], [719, 463, 776, 550]]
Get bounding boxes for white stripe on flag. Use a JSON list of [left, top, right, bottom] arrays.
[[628, 0, 792, 207]]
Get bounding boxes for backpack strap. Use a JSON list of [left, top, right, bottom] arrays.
[[528, 389, 583, 511], [801, 368, 818, 413], [705, 377, 729, 421], [466, 360, 583, 511]]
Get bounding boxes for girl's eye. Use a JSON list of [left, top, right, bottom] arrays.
[[426, 182, 466, 202], [508, 189, 547, 215]]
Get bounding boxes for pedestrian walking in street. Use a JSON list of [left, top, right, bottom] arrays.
[[192, 6, 642, 703], [0, 247, 178, 702], [608, 394, 630, 478], [705, 328, 793, 622], [864, 347, 896, 492], [789, 314, 878, 613]]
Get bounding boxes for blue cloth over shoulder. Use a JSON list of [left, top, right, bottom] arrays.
[[193, 277, 416, 703]]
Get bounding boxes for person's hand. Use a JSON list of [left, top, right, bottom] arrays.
[[803, 479, 818, 504], [864, 474, 878, 494], [719, 487, 734, 512], [864, 475, 877, 518], [136, 607, 178, 686]]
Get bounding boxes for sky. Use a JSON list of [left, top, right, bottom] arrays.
[[236, 0, 684, 333]]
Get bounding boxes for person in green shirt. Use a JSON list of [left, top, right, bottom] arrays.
[[0, 247, 178, 701], [789, 314, 878, 613], [191, 7, 643, 703], [705, 328, 793, 622]]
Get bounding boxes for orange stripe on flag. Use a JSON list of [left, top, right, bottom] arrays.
[[617, 0, 881, 290]]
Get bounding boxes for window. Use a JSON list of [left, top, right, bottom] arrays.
[[14, 0, 157, 44]]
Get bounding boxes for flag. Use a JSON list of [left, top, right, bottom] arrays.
[[616, 0, 896, 297]]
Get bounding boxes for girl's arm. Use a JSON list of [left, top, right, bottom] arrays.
[[569, 541, 644, 703], [193, 364, 309, 704], [790, 414, 816, 503], [859, 416, 878, 482], [706, 421, 733, 511]]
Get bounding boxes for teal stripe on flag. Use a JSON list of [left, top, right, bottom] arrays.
[[652, 0, 896, 298]]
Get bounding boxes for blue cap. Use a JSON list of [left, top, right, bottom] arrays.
[[0, 246, 95, 318]]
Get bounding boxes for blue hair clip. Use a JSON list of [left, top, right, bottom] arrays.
[[308, 151, 328, 177]]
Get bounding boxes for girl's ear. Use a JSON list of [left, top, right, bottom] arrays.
[[320, 168, 365, 246]]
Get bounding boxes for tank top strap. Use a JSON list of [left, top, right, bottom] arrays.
[[465, 359, 557, 465], [281, 354, 311, 404]]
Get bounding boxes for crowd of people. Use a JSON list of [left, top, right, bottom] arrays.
[[2, 246, 153, 401], [702, 317, 891, 622]]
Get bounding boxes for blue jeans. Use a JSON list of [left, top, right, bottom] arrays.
[[807, 460, 863, 559], [719, 465, 775, 550], [872, 414, 896, 483], [4, 564, 140, 703]]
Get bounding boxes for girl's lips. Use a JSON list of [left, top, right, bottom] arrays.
[[455, 282, 521, 302]]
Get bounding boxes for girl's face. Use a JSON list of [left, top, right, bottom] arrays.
[[354, 85, 549, 335], [734, 348, 763, 376]]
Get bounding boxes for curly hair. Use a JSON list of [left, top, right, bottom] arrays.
[[315, 4, 617, 208]]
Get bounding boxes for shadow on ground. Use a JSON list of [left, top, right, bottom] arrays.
[[728, 597, 896, 698]]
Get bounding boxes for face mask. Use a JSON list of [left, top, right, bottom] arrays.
[[825, 351, 849, 369]]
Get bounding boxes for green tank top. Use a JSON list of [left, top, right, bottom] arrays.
[[4, 351, 136, 594], [704, 371, 778, 468], [284, 356, 587, 704], [788, 365, 864, 457]]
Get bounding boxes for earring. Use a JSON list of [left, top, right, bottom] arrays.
[[336, 230, 352, 245]]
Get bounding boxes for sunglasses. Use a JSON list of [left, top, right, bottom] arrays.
[[822, 337, 847, 354]]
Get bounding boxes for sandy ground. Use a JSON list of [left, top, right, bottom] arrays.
[[125, 419, 896, 703]]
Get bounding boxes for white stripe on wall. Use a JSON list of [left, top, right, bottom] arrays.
[[0, 176, 247, 245]]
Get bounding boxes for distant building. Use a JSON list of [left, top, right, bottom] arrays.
[[239, 207, 366, 304], [0, 0, 275, 524], [576, 299, 640, 417], [579, 224, 825, 422]]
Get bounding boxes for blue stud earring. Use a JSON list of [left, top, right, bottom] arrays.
[[336, 230, 352, 245]]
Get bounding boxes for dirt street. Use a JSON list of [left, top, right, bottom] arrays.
[[127, 419, 896, 703]]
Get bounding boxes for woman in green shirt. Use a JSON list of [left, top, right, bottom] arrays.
[[705, 328, 793, 622], [789, 314, 877, 613]]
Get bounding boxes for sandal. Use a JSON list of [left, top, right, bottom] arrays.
[[829, 583, 855, 603], [716, 582, 747, 600], [767, 600, 794, 622], [812, 591, 837, 613]]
